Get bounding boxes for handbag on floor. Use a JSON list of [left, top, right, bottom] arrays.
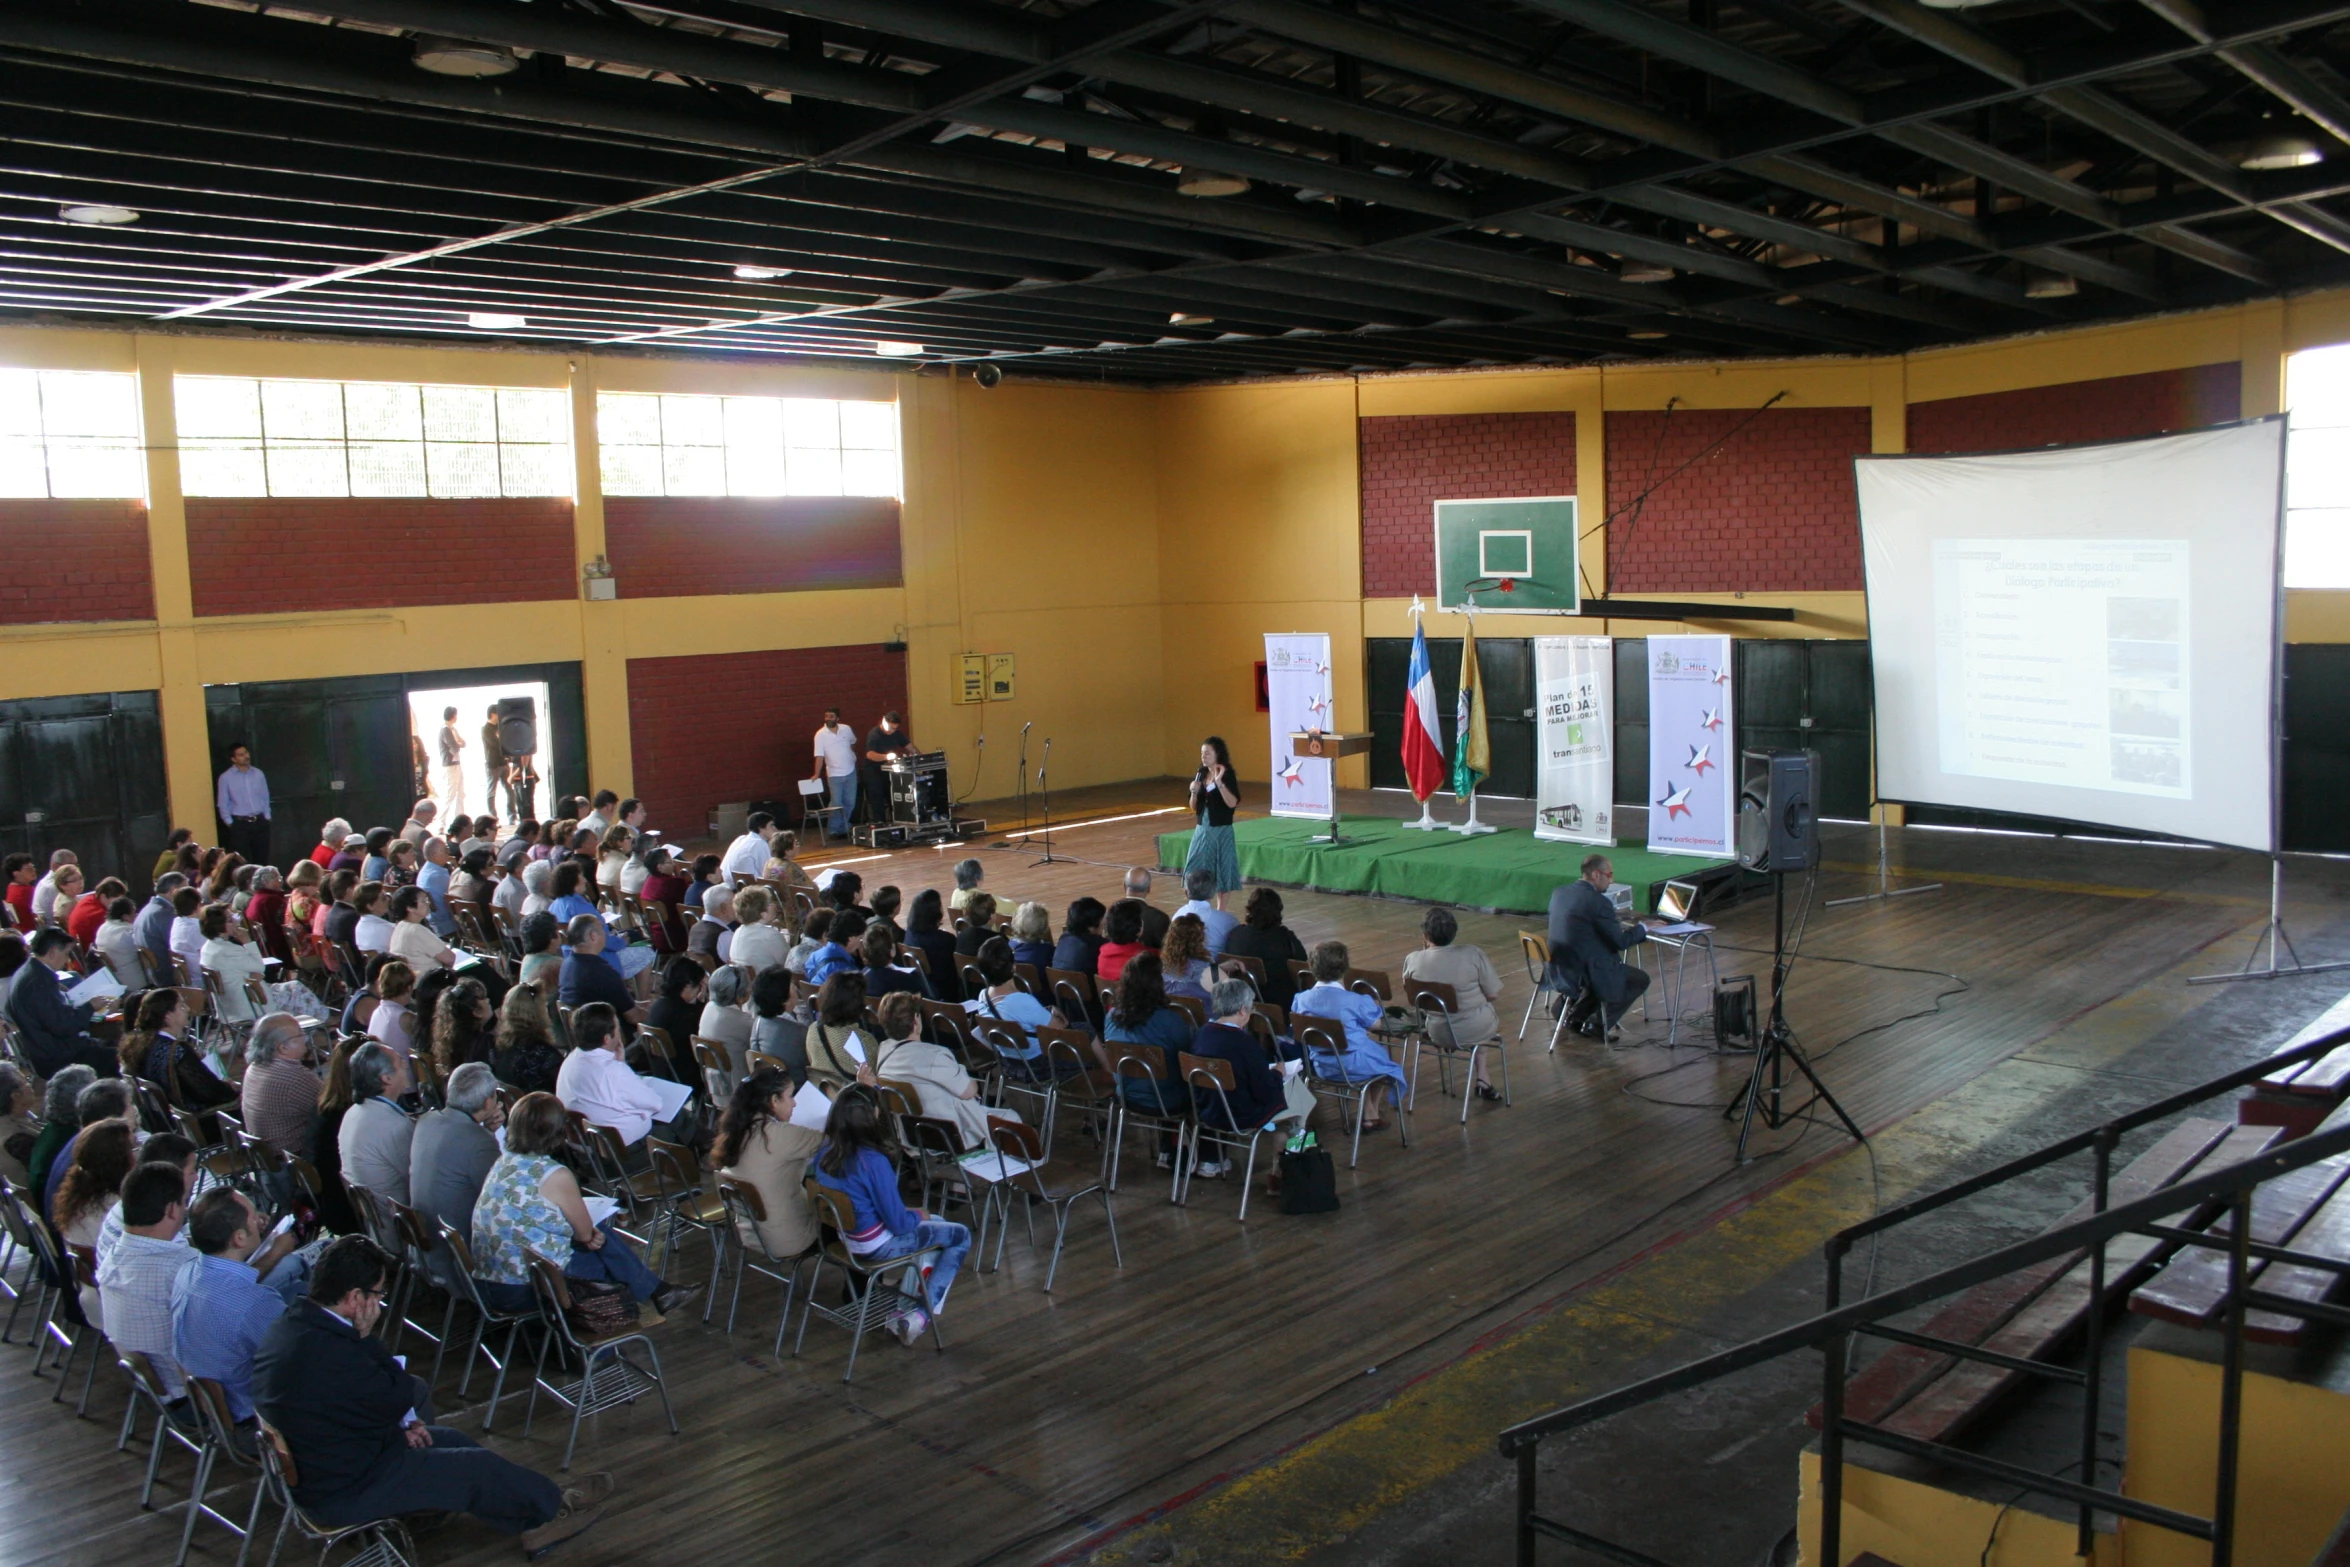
[[1278, 1136, 1339, 1215]]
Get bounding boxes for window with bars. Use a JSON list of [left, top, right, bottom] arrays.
[[2287, 345, 2350, 590], [596, 392, 900, 499], [173, 377, 574, 499], [0, 370, 146, 499]]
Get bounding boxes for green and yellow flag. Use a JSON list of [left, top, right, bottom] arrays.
[[1452, 619, 1490, 800]]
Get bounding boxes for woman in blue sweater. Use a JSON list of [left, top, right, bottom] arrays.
[[811, 1091, 973, 1346]]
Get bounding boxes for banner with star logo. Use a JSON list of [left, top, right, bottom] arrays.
[[1646, 634, 1736, 857], [1264, 632, 1334, 820]]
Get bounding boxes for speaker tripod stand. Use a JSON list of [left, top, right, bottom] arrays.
[[1727, 870, 1864, 1163]]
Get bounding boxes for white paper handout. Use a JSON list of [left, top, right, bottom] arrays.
[[581, 1195, 620, 1229], [644, 1074, 694, 1125], [956, 1148, 1034, 1182], [789, 1082, 834, 1132], [67, 969, 124, 1007]]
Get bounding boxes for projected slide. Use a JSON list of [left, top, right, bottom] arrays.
[[1858, 419, 2283, 851], [1932, 539, 2189, 797]]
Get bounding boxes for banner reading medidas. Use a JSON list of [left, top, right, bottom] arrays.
[[1534, 636, 1614, 845], [1646, 634, 1736, 858], [1264, 632, 1334, 820]]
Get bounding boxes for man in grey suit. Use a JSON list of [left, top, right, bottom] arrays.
[[409, 1063, 504, 1255], [338, 1044, 416, 1206], [1546, 854, 1664, 1041]]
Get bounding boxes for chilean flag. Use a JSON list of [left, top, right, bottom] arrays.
[[1401, 618, 1447, 803]]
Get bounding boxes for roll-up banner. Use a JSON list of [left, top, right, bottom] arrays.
[[1534, 635, 1615, 845], [1264, 632, 1334, 820], [1646, 634, 1736, 858]]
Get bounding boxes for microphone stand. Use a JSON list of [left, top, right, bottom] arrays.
[[1030, 738, 1070, 866], [998, 722, 1033, 850]]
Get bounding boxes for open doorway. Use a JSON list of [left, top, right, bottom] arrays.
[[406, 679, 554, 827]]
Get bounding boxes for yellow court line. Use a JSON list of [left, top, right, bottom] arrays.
[[1816, 860, 2268, 906]]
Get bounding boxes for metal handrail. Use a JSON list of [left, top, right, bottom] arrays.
[[1502, 1043, 2350, 1567]]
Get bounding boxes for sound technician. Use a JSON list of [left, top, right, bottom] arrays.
[[1548, 854, 1667, 1042]]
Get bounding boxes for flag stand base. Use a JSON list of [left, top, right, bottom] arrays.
[[1404, 801, 1443, 831], [1451, 788, 1498, 836]]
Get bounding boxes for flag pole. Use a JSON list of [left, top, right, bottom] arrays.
[[1406, 595, 1443, 830], [1452, 595, 1498, 836]]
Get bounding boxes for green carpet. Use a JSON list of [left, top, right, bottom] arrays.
[[1156, 815, 1731, 916]]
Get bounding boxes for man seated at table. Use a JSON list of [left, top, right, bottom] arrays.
[[1547, 853, 1665, 1042]]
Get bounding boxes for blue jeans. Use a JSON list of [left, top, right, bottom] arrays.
[[302, 1426, 560, 1535], [259, 1237, 332, 1304], [865, 1220, 970, 1314], [476, 1218, 662, 1312], [826, 771, 857, 835]]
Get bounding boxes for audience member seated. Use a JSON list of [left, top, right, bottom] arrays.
[[493, 985, 565, 1097], [747, 965, 810, 1086], [3, 852, 36, 929], [812, 1090, 971, 1347], [166, 885, 207, 982], [397, 801, 436, 849], [254, 1235, 609, 1554], [171, 1186, 315, 1429], [1223, 888, 1309, 1008], [1187, 977, 1314, 1177], [449, 846, 494, 911], [728, 886, 786, 972], [338, 1043, 416, 1205], [804, 908, 862, 990], [950, 892, 997, 962], [326, 832, 365, 879], [416, 838, 457, 935], [555, 1003, 679, 1163], [0, 931, 23, 1013], [1008, 902, 1055, 975], [558, 916, 639, 1025], [641, 958, 706, 1080], [30, 849, 77, 927], [309, 1040, 360, 1235], [1176, 867, 1240, 955], [554, 863, 654, 984], [948, 857, 985, 914], [516, 860, 554, 920], [872, 991, 1010, 1150], [1053, 896, 1107, 980], [91, 896, 144, 988], [961, 937, 1066, 1080], [367, 960, 419, 1059], [697, 965, 756, 1072], [760, 828, 814, 890], [1104, 952, 1193, 1140], [597, 826, 639, 909], [25, 1063, 97, 1206], [67, 875, 118, 949], [350, 882, 395, 957], [136, 873, 185, 976], [867, 885, 903, 942], [712, 1067, 821, 1259], [1402, 906, 1504, 1099], [410, 1062, 504, 1244], [824, 871, 872, 921], [902, 891, 960, 1003], [805, 973, 874, 1088], [44, 1077, 132, 1221], [472, 1090, 695, 1317], [515, 912, 561, 991], [677, 853, 717, 912], [637, 846, 692, 913], [53, 1116, 137, 1325], [240, 1014, 319, 1160], [1122, 868, 1171, 948], [121, 986, 237, 1113], [1096, 899, 1149, 982], [860, 922, 929, 1001], [95, 1160, 194, 1396], [686, 884, 736, 967], [7, 931, 116, 1076], [0, 1063, 33, 1188], [43, 865, 85, 935], [1289, 940, 1407, 1129], [1161, 914, 1214, 999], [202, 903, 330, 1025], [383, 839, 421, 893], [720, 811, 776, 888], [387, 887, 457, 971], [430, 977, 495, 1074], [318, 870, 359, 949]]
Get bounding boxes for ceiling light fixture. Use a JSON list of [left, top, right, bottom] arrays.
[[1176, 168, 1250, 198], [59, 204, 139, 226], [2240, 134, 2323, 170], [1619, 262, 1676, 284], [732, 264, 789, 281], [412, 35, 521, 77], [873, 340, 925, 357], [1168, 312, 1215, 326], [466, 312, 529, 330], [2024, 274, 2079, 299], [1628, 330, 1669, 339]]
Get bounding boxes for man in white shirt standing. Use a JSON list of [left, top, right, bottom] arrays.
[[810, 708, 859, 841], [720, 812, 777, 888]]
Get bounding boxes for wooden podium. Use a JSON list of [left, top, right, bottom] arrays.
[[1292, 730, 1373, 846]]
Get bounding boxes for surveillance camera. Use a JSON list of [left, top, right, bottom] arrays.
[[973, 363, 1004, 390]]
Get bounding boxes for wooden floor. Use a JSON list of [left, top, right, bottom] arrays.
[[1, 782, 2318, 1567]]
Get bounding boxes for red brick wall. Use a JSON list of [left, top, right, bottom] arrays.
[[626, 644, 910, 835], [1603, 406, 1873, 593], [605, 497, 902, 599], [1906, 363, 2242, 454], [0, 500, 156, 623], [185, 497, 575, 616], [1359, 413, 1577, 597]]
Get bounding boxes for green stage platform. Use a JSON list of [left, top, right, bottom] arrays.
[[1155, 815, 1731, 916]]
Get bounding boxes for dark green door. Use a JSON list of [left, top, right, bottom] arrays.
[[2285, 644, 2350, 852], [1366, 636, 1536, 799], [0, 692, 170, 894], [1733, 640, 1873, 820]]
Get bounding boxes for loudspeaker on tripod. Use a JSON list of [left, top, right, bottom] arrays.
[[1737, 747, 1817, 873], [496, 696, 538, 758]]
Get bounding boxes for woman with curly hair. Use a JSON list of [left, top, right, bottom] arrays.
[[493, 984, 565, 1096], [432, 975, 495, 1073]]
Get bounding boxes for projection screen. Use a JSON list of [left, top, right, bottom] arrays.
[[1855, 418, 2284, 851]]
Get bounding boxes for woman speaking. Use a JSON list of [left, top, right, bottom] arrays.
[[1184, 736, 1243, 909]]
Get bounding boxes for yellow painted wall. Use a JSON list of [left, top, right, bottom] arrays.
[[4, 289, 2350, 827], [2123, 1344, 2350, 1567], [1795, 1449, 2109, 1567]]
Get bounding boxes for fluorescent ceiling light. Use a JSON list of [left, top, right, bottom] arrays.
[[1619, 262, 1676, 283], [732, 264, 789, 280], [2240, 134, 2323, 170], [1177, 169, 1250, 197], [1628, 330, 1669, 340], [1168, 312, 1215, 326], [873, 340, 925, 357], [466, 312, 529, 330], [413, 35, 520, 77], [2023, 274, 2079, 299], [59, 204, 138, 226]]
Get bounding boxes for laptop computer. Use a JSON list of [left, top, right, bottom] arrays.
[[1657, 878, 1699, 922]]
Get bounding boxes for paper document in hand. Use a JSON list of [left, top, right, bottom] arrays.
[[789, 1083, 833, 1132], [66, 969, 123, 1006], [581, 1195, 619, 1229], [645, 1075, 694, 1125], [956, 1149, 1034, 1181], [1278, 1059, 1305, 1081]]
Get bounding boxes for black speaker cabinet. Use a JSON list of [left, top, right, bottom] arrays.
[[496, 695, 538, 758], [1737, 747, 1818, 873]]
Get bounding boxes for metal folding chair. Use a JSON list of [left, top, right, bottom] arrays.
[[181, 1375, 270, 1567], [982, 1120, 1120, 1292], [1175, 1054, 1280, 1221], [1407, 976, 1511, 1123], [710, 1177, 817, 1351], [520, 1248, 679, 1471], [1293, 1017, 1411, 1168], [255, 1416, 418, 1566], [1104, 1044, 1188, 1199], [792, 1180, 945, 1383], [431, 1219, 542, 1431]]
